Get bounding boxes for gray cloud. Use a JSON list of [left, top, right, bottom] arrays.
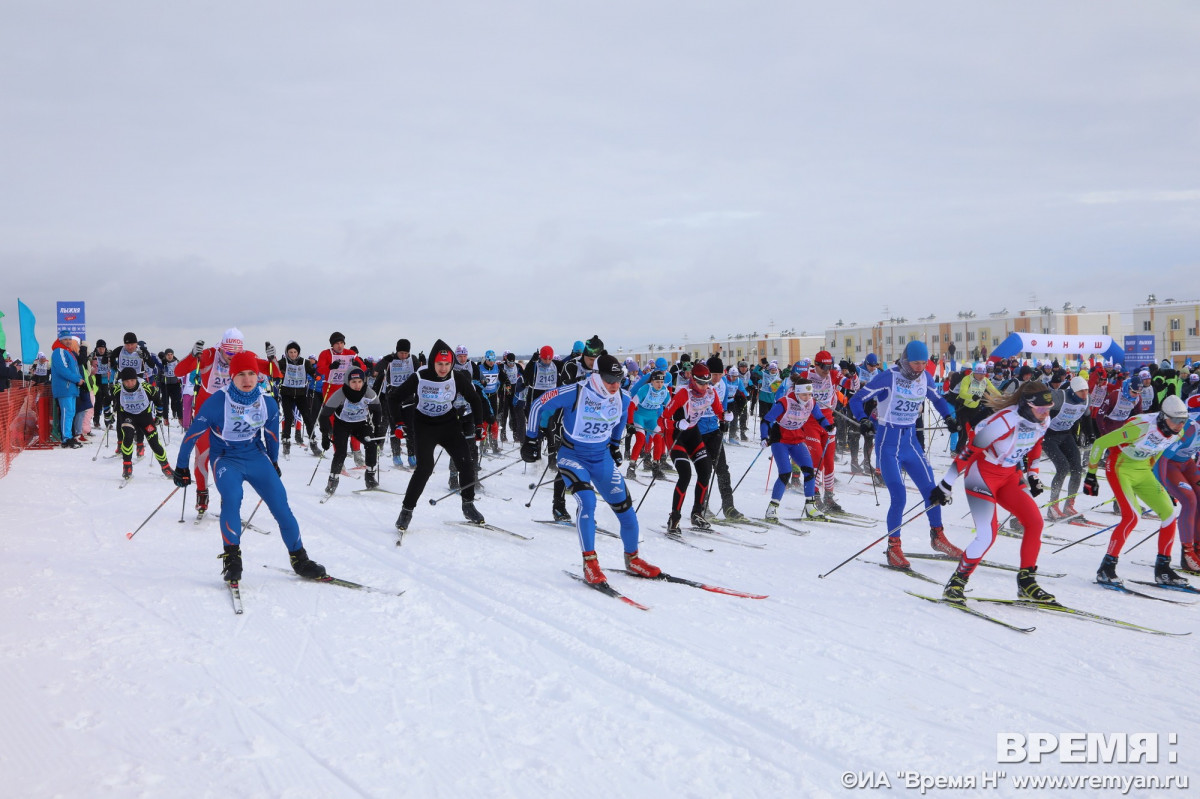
[[3, 2, 1199, 357]]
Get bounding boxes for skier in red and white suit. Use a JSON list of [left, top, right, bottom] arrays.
[[661, 363, 725, 534], [173, 328, 281, 514], [315, 331, 368, 460], [803, 350, 844, 512], [926, 382, 1056, 604]]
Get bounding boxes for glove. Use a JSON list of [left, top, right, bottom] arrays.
[[321, 434, 331, 451], [944, 416, 960, 435], [719, 420, 729, 433], [625, 423, 635, 436], [677, 419, 691, 432], [609, 443, 622, 466], [972, 394, 981, 403], [858, 418, 874, 435], [928, 481, 953, 506], [172, 467, 191, 488], [520, 438, 541, 463], [1083, 472, 1099, 496], [827, 425, 837, 438], [265, 342, 276, 360], [1026, 474, 1043, 497], [475, 423, 486, 441], [272, 462, 282, 477], [760, 438, 770, 449], [191, 340, 204, 358], [723, 411, 733, 422]]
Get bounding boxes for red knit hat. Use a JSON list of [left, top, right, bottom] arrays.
[[229, 351, 260, 376]]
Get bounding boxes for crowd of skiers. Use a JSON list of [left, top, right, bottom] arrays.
[[33, 324, 1200, 605]]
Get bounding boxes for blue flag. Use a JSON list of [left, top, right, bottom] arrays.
[[18, 298, 38, 364]]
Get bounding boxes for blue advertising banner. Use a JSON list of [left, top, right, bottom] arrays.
[[1123, 334, 1156, 370], [56, 301, 86, 340]]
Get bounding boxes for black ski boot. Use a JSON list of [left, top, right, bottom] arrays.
[[666, 512, 682, 536], [364, 468, 378, 490], [196, 489, 209, 513], [448, 472, 460, 491], [325, 475, 339, 496], [220, 545, 243, 583], [282, 440, 291, 457], [1155, 554, 1190, 586], [690, 511, 712, 531], [942, 570, 969, 603], [289, 547, 327, 579], [462, 500, 485, 525], [1096, 554, 1122, 586], [395, 506, 413, 532], [1017, 567, 1057, 604], [552, 500, 572, 522]]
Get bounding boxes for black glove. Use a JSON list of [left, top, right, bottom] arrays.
[[928, 481, 953, 506], [858, 418, 874, 436], [1026, 474, 1043, 497], [625, 423, 635, 436], [609, 443, 622, 467], [172, 467, 191, 488], [272, 462, 282, 477], [475, 423, 486, 441], [944, 416, 960, 435], [972, 394, 981, 403], [520, 438, 541, 463], [191, 340, 204, 358], [1083, 472, 1099, 496], [321, 434, 331, 451], [265, 342, 276, 360]]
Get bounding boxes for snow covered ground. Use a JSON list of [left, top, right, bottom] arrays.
[[2, 424, 1197, 798]]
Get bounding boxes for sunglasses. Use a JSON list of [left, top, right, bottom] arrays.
[[600, 371, 622, 385], [692, 376, 711, 385]]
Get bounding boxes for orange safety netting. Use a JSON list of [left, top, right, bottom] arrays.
[[0, 385, 49, 479]]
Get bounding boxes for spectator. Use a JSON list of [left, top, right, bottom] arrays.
[[50, 330, 84, 447]]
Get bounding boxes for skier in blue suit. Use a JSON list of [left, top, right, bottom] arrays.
[[850, 341, 963, 568], [174, 350, 326, 585], [522, 354, 661, 585]]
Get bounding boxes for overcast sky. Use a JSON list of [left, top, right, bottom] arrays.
[[3, 1, 1198, 359]]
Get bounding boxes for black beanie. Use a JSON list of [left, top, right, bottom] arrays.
[[396, 338, 411, 352], [329, 331, 345, 345], [123, 332, 137, 345]]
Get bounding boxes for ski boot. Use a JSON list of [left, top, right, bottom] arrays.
[[122, 462, 133, 481], [196, 489, 209, 514], [282, 440, 291, 458], [159, 461, 173, 479], [364, 468, 378, 490], [552, 500, 572, 523], [309, 438, 322, 457], [289, 547, 327, 579], [395, 506, 413, 532], [625, 463, 637, 481], [1062, 498, 1079, 518], [1181, 544, 1200, 573], [942, 570, 969, 603], [1017, 567, 1057, 604], [220, 545, 243, 583], [764, 501, 780, 521], [136, 442, 146, 459], [1096, 554, 1122, 586], [1155, 554, 1190, 586], [666, 512, 683, 536], [351, 448, 366, 468], [392, 454, 405, 468], [722, 506, 746, 521], [448, 472, 460, 491], [581, 550, 606, 584], [690, 510, 712, 531], [650, 462, 667, 481], [930, 526, 964, 559], [325, 475, 339, 496], [640, 454, 653, 472], [886, 536, 911, 569], [624, 550, 661, 578], [1044, 502, 1065, 522], [408, 454, 417, 468], [462, 500, 485, 525], [822, 495, 845, 514]]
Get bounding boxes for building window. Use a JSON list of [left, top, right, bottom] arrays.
[[1171, 341, 1182, 352], [1170, 318, 1181, 331], [966, 332, 975, 341], [856, 345, 861, 352], [845, 337, 853, 348], [1102, 325, 1109, 335], [931, 335, 939, 343], [954, 332, 962, 342], [1143, 321, 1152, 331], [885, 336, 892, 344], [1189, 327, 1198, 337]]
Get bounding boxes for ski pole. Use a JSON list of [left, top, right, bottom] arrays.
[[818, 502, 936, 579], [1126, 525, 1166, 554], [306, 451, 326, 486], [764, 455, 774, 491], [429, 457, 519, 505], [1049, 521, 1119, 554], [91, 425, 111, 462], [634, 472, 658, 513], [731, 446, 768, 493], [126, 487, 181, 540], [178, 484, 188, 523], [243, 498, 263, 527], [524, 461, 552, 507]]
